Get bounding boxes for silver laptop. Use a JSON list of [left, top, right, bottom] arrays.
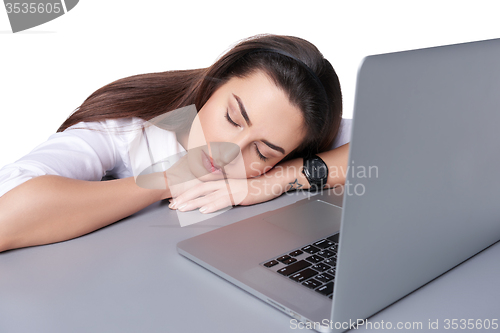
[[177, 38, 500, 332]]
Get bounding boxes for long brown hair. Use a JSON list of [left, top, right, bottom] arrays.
[[57, 34, 342, 159]]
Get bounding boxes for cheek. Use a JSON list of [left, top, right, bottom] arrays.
[[187, 114, 206, 150], [197, 108, 227, 143], [243, 160, 273, 178]]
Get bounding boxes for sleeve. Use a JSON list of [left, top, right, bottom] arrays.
[[0, 119, 126, 197], [331, 118, 353, 149]]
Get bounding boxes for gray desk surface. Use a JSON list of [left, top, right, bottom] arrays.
[[1, 190, 499, 333]]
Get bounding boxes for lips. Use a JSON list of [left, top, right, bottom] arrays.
[[201, 150, 222, 175]]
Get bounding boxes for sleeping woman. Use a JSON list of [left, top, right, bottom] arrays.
[[0, 34, 351, 252]]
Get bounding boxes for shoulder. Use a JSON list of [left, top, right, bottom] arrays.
[[331, 118, 353, 149], [63, 117, 146, 134]]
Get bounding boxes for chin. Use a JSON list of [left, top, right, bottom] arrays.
[[187, 147, 223, 181], [197, 173, 226, 182], [186, 145, 252, 181]]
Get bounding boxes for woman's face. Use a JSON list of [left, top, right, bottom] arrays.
[[186, 70, 306, 181]]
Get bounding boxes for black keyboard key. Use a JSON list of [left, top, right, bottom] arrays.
[[276, 255, 291, 262], [311, 262, 331, 272], [301, 245, 320, 254], [289, 250, 303, 257], [302, 279, 322, 289], [277, 260, 311, 276], [282, 258, 297, 265], [326, 268, 336, 276], [317, 250, 336, 258], [326, 234, 339, 243], [289, 268, 317, 282], [305, 255, 323, 264], [264, 260, 279, 268], [315, 273, 334, 283], [316, 282, 334, 296], [313, 239, 334, 249], [324, 258, 336, 267]]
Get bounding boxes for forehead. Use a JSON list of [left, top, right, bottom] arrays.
[[218, 71, 306, 151]]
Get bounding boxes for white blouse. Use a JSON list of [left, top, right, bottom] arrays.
[[0, 117, 352, 197]]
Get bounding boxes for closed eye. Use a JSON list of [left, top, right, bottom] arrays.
[[225, 110, 240, 127], [254, 143, 268, 162], [226, 109, 268, 161]]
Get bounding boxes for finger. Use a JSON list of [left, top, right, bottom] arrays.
[[168, 178, 201, 203], [177, 191, 224, 212], [171, 181, 225, 208], [199, 195, 234, 214], [177, 179, 248, 210], [171, 182, 218, 209]]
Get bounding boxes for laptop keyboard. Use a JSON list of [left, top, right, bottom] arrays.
[[261, 233, 339, 299]]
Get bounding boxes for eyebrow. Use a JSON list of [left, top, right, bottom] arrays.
[[233, 93, 252, 126], [232, 93, 286, 155], [262, 140, 285, 155]]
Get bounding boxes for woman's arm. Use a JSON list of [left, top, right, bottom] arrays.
[[262, 143, 350, 192], [169, 143, 350, 213], [0, 175, 169, 252]]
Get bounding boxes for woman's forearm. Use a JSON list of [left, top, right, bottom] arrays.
[[139, 144, 351, 214], [0, 175, 170, 252], [268, 143, 350, 191]]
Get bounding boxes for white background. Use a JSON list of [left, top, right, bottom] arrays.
[[0, 0, 499, 167]]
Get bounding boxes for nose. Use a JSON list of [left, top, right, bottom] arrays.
[[209, 141, 241, 166]]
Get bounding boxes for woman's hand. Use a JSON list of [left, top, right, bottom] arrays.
[[167, 143, 350, 214], [168, 174, 286, 214]]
